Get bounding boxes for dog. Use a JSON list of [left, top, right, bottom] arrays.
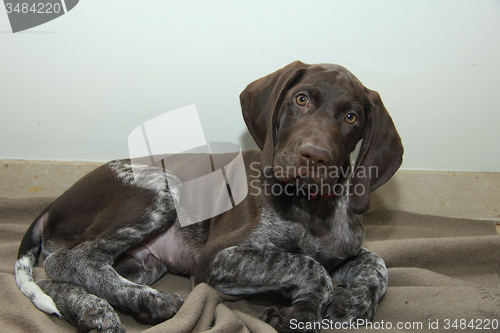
[[15, 61, 403, 333]]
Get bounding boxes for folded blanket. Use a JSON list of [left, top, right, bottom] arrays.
[[1, 198, 498, 333]]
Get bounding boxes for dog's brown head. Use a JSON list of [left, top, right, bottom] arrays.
[[240, 61, 403, 214]]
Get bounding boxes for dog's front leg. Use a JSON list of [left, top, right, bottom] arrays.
[[204, 247, 333, 333], [326, 247, 388, 323]]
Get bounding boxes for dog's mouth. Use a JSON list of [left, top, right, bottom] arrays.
[[272, 162, 340, 186], [291, 175, 332, 187], [286, 176, 341, 198], [270, 153, 351, 199], [269, 168, 342, 199], [272, 159, 350, 199]]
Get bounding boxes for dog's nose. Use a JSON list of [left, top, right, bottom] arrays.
[[298, 143, 332, 166]]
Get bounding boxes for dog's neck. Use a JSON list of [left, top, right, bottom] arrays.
[[256, 171, 358, 235]]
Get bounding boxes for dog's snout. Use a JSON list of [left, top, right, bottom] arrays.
[[298, 143, 333, 167]]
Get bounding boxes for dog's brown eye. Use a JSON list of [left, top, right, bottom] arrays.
[[296, 94, 309, 106], [344, 113, 357, 124]]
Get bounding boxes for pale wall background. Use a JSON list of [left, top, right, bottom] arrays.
[[1, 0, 499, 172]]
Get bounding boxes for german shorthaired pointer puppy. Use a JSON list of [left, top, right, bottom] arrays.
[[15, 61, 403, 333]]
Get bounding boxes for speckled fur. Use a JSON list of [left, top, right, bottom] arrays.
[[205, 189, 386, 333], [327, 247, 388, 322]]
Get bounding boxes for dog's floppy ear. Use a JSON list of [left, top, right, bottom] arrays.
[[240, 61, 309, 167], [350, 89, 403, 214]]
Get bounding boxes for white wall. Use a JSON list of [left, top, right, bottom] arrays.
[[1, 0, 499, 172]]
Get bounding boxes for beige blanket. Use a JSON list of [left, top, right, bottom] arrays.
[[1, 197, 499, 333]]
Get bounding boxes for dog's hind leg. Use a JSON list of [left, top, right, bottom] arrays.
[[42, 209, 184, 325], [37, 279, 125, 333], [325, 247, 388, 323], [43, 240, 183, 325]]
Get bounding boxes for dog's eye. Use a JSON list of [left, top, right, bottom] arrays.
[[344, 113, 357, 124], [295, 94, 309, 107]]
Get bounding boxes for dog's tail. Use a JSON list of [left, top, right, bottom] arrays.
[[15, 203, 61, 316]]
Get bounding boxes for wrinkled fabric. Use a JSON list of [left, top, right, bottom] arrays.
[[1, 198, 498, 333]]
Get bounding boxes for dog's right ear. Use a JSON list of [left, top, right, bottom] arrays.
[[240, 61, 309, 151]]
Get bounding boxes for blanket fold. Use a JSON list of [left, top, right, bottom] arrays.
[[1, 197, 498, 333]]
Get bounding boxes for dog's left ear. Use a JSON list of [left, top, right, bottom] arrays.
[[350, 89, 403, 215], [240, 61, 310, 169]]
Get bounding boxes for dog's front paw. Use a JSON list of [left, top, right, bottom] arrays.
[[324, 282, 377, 323], [76, 295, 125, 333], [134, 290, 184, 325], [259, 305, 321, 333]]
